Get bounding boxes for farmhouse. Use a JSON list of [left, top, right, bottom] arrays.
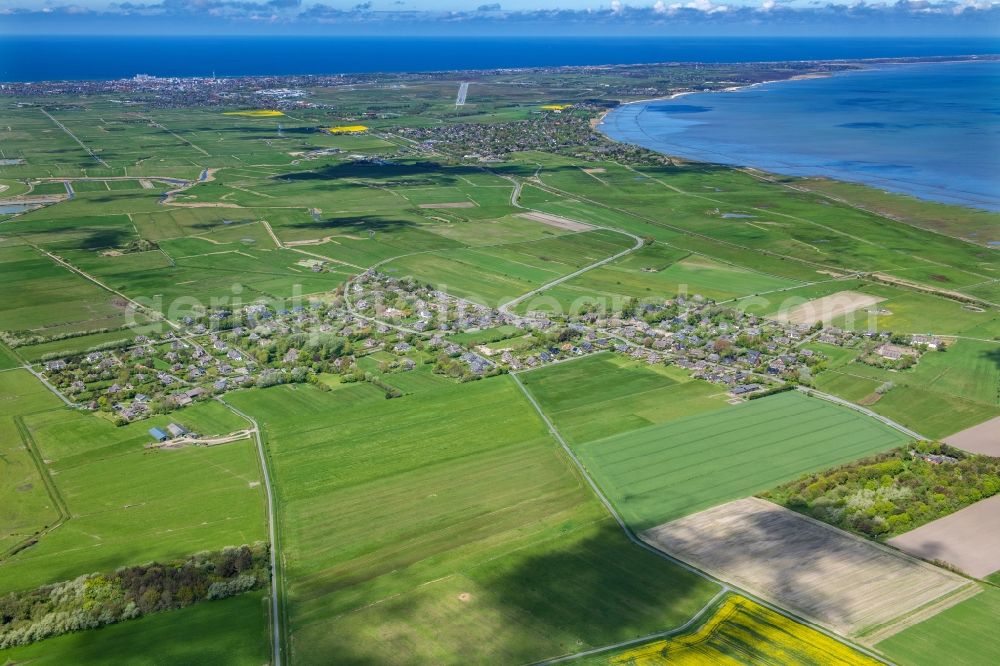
[[876, 343, 916, 360]]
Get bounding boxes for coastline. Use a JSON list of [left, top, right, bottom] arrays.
[[595, 59, 1000, 213]]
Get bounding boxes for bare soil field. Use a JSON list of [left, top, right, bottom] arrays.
[[771, 290, 885, 325], [417, 201, 476, 209], [642, 497, 970, 637], [943, 415, 1000, 455], [888, 494, 1000, 579], [517, 211, 594, 232]]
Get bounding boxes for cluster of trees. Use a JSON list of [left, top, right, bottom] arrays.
[[0, 543, 268, 649], [118, 239, 159, 254], [762, 443, 1000, 539]]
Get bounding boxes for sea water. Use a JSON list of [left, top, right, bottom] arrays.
[[600, 60, 1000, 211]]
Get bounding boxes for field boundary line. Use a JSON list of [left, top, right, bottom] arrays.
[[510, 373, 895, 666], [498, 208, 644, 314], [858, 582, 982, 646], [2, 416, 72, 562], [531, 587, 731, 665], [798, 387, 926, 440], [216, 397, 285, 666], [39, 108, 109, 168]]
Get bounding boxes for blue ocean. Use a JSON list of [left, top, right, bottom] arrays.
[[600, 60, 1000, 211], [0, 36, 997, 82]]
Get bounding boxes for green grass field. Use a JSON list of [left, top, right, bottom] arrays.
[[812, 339, 1000, 439], [0, 591, 270, 665], [0, 370, 66, 556], [2, 73, 999, 662], [519, 353, 730, 444], [516, 244, 800, 315], [0, 400, 266, 593], [876, 586, 1000, 666], [226, 377, 720, 664], [574, 391, 911, 530]]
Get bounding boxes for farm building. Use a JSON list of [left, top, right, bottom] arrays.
[[166, 423, 188, 438], [876, 344, 916, 360], [148, 427, 168, 442]]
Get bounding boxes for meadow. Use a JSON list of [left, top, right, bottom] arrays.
[[812, 339, 1000, 439], [875, 586, 1000, 666], [0, 370, 66, 556], [516, 244, 800, 315], [573, 391, 910, 530], [226, 377, 721, 664], [0, 591, 270, 665], [0, 400, 266, 594], [518, 353, 730, 444]]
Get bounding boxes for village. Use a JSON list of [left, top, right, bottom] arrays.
[[36, 269, 943, 431]]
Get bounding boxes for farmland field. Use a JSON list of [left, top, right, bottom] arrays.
[[0, 590, 270, 665], [516, 244, 800, 315], [887, 494, 1000, 579], [812, 339, 1000, 439], [518, 353, 729, 444], [226, 377, 721, 664], [580, 595, 881, 665], [2, 61, 998, 664], [875, 585, 1000, 666], [0, 401, 266, 593], [572, 390, 910, 529], [642, 498, 970, 637]]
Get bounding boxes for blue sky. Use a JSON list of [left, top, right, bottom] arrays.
[[1, 0, 998, 35]]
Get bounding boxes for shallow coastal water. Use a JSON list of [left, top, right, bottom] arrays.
[[1, 36, 998, 82], [600, 61, 1000, 211]]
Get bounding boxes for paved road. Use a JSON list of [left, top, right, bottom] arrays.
[[511, 374, 892, 666], [22, 363, 77, 407], [798, 386, 926, 440], [217, 398, 284, 666], [499, 228, 643, 315], [455, 82, 469, 106]]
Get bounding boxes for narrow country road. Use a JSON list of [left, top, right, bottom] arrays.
[[216, 397, 284, 666], [799, 386, 926, 440], [510, 373, 892, 666], [499, 228, 643, 315]]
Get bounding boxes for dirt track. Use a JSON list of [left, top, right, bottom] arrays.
[[517, 211, 594, 232]]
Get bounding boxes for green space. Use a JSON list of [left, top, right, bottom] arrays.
[[876, 586, 1000, 666], [226, 377, 720, 664], [518, 244, 800, 315], [0, 401, 266, 594], [0, 591, 270, 666], [519, 353, 729, 444], [0, 370, 65, 556], [574, 391, 911, 530], [812, 339, 1000, 439], [761, 443, 1000, 539]]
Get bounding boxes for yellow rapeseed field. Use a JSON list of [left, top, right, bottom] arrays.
[[325, 125, 369, 134], [610, 596, 879, 665], [222, 110, 285, 117], [541, 104, 572, 111]]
